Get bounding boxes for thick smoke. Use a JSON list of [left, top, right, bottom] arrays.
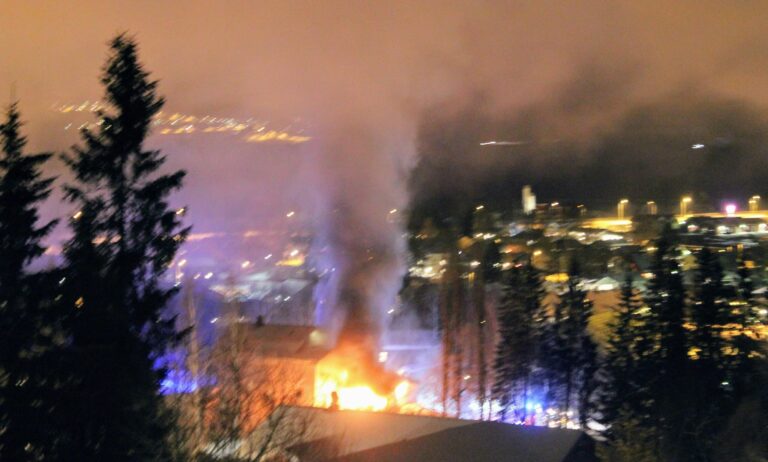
[[306, 118, 406, 352]]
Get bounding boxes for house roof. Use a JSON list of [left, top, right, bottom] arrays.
[[255, 406, 595, 462], [254, 406, 472, 459], [216, 323, 331, 361], [329, 420, 596, 462]]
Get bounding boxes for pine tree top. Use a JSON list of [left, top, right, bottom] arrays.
[[61, 32, 189, 342], [0, 102, 57, 285], [1, 102, 25, 158]]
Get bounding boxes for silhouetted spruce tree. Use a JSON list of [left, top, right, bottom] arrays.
[[683, 249, 767, 462], [691, 248, 731, 378], [573, 268, 598, 427], [58, 34, 189, 459], [712, 351, 768, 462], [491, 260, 544, 422], [600, 240, 767, 461], [473, 238, 502, 419], [0, 102, 59, 460], [598, 271, 641, 430], [635, 225, 690, 460], [731, 254, 763, 396], [546, 261, 597, 426], [597, 404, 659, 462], [682, 247, 737, 459], [542, 278, 567, 415]]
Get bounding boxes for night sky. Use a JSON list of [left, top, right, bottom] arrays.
[[3, 1, 768, 231]]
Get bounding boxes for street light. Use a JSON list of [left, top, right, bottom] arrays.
[[617, 199, 629, 219], [749, 195, 761, 212], [646, 201, 657, 215], [680, 196, 692, 216]]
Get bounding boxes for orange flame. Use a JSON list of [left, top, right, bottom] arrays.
[[315, 366, 410, 411], [314, 343, 411, 411]]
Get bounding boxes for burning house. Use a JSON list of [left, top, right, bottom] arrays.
[[214, 318, 416, 424]]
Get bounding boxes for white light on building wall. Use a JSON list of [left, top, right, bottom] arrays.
[[617, 199, 629, 219], [646, 201, 657, 215], [680, 196, 692, 216], [522, 185, 536, 215], [750, 195, 761, 212]]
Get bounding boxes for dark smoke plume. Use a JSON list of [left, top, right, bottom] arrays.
[[409, 84, 768, 222], [306, 119, 404, 354]]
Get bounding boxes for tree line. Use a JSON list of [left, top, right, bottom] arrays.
[[491, 226, 768, 461], [0, 34, 189, 460]]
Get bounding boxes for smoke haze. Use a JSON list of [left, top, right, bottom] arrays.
[[4, 1, 768, 332]]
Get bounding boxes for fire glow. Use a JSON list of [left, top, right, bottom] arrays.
[[314, 344, 411, 412]]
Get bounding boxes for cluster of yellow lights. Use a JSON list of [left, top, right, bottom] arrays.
[[582, 218, 632, 231], [276, 256, 305, 267], [55, 101, 106, 113], [54, 102, 311, 144], [544, 273, 570, 283], [245, 130, 311, 144]]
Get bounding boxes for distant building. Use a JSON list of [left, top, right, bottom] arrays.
[[683, 216, 768, 236], [522, 185, 537, 215], [214, 322, 332, 411]]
